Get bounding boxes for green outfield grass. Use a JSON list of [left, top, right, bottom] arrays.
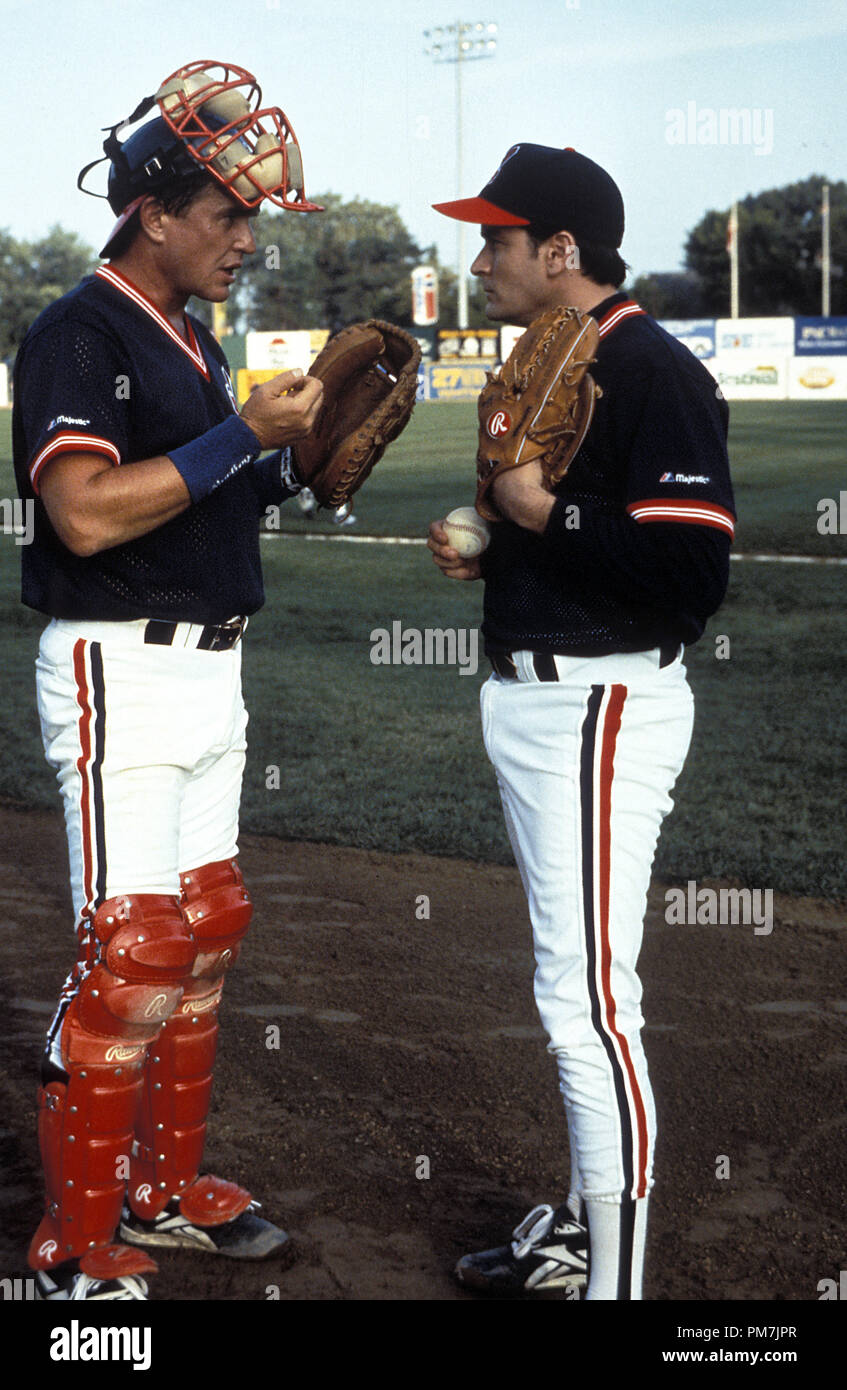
[[1, 402, 845, 897], [259, 400, 847, 556]]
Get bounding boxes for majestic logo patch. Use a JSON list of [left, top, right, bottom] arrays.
[[48, 415, 90, 431], [660, 472, 711, 484], [486, 410, 511, 439]]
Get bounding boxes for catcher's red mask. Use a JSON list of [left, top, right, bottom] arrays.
[[153, 60, 322, 212], [79, 59, 323, 225]]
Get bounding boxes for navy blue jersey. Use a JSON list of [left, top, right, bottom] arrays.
[[13, 267, 293, 623], [480, 293, 736, 654]]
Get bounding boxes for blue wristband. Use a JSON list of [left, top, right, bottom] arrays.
[[168, 416, 262, 503]]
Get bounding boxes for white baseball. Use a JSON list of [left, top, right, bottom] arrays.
[[442, 507, 491, 558]]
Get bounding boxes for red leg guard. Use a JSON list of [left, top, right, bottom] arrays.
[[128, 860, 252, 1220], [29, 895, 196, 1270]]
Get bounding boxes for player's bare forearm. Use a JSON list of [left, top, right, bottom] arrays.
[[490, 462, 556, 533], [39, 452, 193, 556], [427, 520, 482, 581]]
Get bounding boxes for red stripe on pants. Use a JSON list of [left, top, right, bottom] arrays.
[[72, 640, 95, 925], [597, 685, 650, 1199]]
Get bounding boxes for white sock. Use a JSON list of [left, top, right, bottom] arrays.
[[584, 1195, 649, 1300], [566, 1128, 585, 1225]]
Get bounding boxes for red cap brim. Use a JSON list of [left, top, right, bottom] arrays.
[[432, 196, 529, 226], [99, 196, 146, 259]]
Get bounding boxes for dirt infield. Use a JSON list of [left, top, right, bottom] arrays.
[[0, 801, 844, 1303]]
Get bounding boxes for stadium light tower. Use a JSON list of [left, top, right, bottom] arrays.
[[423, 20, 498, 329]]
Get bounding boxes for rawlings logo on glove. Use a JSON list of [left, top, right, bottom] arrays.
[[294, 320, 421, 509], [475, 306, 601, 522]]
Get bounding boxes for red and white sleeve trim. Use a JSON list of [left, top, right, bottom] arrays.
[[30, 433, 122, 494], [626, 498, 735, 538]]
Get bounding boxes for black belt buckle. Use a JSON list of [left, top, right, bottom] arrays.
[[198, 617, 247, 652]]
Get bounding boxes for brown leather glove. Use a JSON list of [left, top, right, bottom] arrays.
[[294, 320, 421, 508], [475, 306, 601, 522]]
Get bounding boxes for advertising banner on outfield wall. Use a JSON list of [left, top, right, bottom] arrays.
[[437, 329, 498, 361], [236, 369, 277, 405], [788, 356, 847, 399], [425, 363, 490, 400], [705, 354, 790, 399], [245, 330, 329, 372], [658, 320, 716, 358], [715, 317, 794, 354], [794, 317, 847, 355]]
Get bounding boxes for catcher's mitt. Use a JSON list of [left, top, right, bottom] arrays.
[[294, 320, 421, 508], [475, 306, 601, 522]]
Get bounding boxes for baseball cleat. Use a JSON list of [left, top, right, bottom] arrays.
[[35, 1265, 151, 1301], [119, 1198, 292, 1261], [34, 1245, 156, 1301], [455, 1203, 588, 1293]]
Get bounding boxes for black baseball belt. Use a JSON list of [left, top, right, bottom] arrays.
[[143, 616, 248, 652], [489, 642, 680, 681]]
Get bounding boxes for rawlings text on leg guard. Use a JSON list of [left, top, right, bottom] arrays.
[[129, 860, 253, 1220], [28, 894, 195, 1269]]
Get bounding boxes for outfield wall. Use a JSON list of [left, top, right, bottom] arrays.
[[665, 315, 847, 400], [231, 317, 847, 404], [414, 315, 847, 402]]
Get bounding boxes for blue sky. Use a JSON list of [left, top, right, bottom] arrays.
[[2, 0, 844, 284]]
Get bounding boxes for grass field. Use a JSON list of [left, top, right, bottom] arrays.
[[1, 402, 845, 898]]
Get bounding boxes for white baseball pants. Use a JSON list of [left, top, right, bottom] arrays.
[[480, 647, 694, 1296], [36, 617, 247, 924]]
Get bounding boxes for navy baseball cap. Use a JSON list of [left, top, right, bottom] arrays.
[[433, 143, 625, 247]]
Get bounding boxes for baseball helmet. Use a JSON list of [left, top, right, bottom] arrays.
[[79, 59, 323, 258]]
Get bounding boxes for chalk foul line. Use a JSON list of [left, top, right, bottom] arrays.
[[260, 533, 846, 562]]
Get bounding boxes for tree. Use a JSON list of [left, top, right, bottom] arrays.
[[628, 271, 707, 319], [234, 194, 433, 331], [0, 226, 96, 362], [684, 177, 846, 316]]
